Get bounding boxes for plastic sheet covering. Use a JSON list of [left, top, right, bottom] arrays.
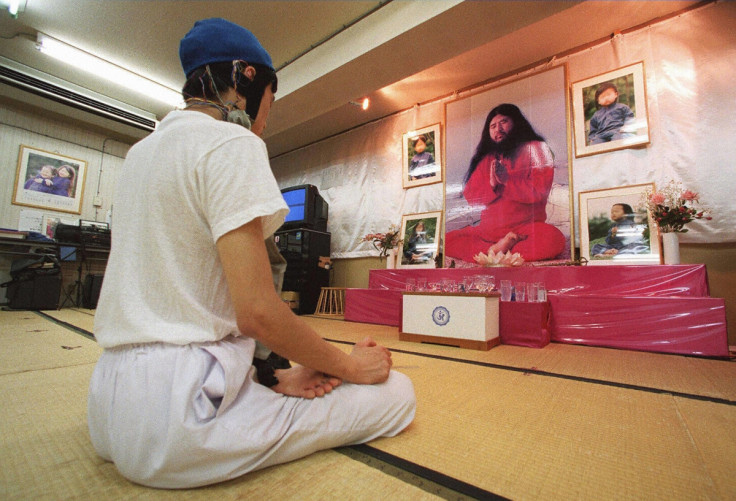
[[271, 3, 736, 258], [271, 103, 445, 259], [344, 289, 402, 326], [549, 295, 728, 357], [345, 264, 728, 357], [560, 2, 736, 247], [499, 301, 551, 349]]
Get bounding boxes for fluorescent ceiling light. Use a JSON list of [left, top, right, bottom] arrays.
[[1, 0, 24, 17], [36, 33, 182, 107], [8, 0, 20, 16]]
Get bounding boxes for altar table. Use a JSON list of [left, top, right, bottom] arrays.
[[344, 265, 728, 357]]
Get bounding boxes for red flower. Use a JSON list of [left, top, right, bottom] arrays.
[[680, 190, 698, 201]]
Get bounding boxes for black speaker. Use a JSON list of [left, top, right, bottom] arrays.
[[6, 273, 61, 310], [83, 274, 104, 309], [274, 228, 330, 315]]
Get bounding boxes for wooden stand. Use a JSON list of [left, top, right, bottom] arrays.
[[314, 287, 346, 317], [400, 291, 500, 351]]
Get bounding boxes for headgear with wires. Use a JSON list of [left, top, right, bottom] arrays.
[[179, 18, 278, 126]]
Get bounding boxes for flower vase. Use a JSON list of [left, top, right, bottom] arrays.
[[661, 232, 680, 265], [385, 248, 398, 269]]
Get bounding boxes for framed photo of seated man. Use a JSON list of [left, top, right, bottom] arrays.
[[443, 65, 572, 267], [579, 183, 660, 265]]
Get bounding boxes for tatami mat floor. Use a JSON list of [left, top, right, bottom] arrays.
[[2, 308, 735, 500]]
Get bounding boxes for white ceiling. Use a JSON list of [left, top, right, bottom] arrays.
[[0, 0, 697, 158]]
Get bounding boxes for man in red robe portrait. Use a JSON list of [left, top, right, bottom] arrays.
[[445, 103, 565, 263]]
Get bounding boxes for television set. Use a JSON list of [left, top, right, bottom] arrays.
[[279, 184, 328, 232]]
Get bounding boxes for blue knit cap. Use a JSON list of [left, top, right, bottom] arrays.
[[179, 18, 274, 77]]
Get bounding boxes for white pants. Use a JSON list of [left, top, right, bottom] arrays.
[[87, 336, 416, 488]]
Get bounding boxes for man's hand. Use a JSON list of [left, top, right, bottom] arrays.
[[346, 337, 392, 384], [493, 157, 509, 184]]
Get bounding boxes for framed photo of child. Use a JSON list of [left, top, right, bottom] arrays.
[[571, 62, 650, 158], [402, 123, 442, 189], [398, 211, 442, 268], [578, 183, 660, 266], [12, 145, 88, 214]]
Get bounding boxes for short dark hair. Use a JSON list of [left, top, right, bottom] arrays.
[[614, 203, 634, 214], [182, 61, 277, 119]]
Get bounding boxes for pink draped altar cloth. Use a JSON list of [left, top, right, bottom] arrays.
[[344, 265, 728, 357]]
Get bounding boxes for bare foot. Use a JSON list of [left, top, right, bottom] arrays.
[[272, 365, 342, 399], [489, 231, 520, 254]]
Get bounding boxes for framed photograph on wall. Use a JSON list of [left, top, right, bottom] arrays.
[[12, 145, 87, 214], [571, 62, 650, 157], [578, 183, 660, 265], [402, 123, 442, 189], [444, 64, 572, 267], [398, 211, 442, 268]]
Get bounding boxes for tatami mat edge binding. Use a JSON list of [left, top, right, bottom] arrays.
[[5, 310, 506, 500], [325, 338, 736, 407], [7, 312, 736, 499]]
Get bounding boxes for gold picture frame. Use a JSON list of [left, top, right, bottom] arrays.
[[578, 183, 660, 265], [398, 211, 442, 268], [402, 123, 442, 189], [12, 145, 88, 215], [571, 62, 650, 158]]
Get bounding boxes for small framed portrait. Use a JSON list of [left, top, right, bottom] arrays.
[[12, 145, 87, 214], [399, 211, 442, 269], [402, 123, 442, 189], [571, 62, 650, 157], [579, 183, 660, 266]]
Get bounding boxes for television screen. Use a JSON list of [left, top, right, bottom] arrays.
[[279, 184, 328, 232], [282, 187, 306, 223], [59, 245, 77, 261]]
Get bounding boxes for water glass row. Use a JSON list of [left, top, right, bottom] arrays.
[[499, 280, 547, 302], [405, 276, 498, 293]]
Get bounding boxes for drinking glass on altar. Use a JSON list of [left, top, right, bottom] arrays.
[[500, 280, 512, 301], [514, 282, 526, 302], [405, 278, 416, 292], [536, 282, 547, 301], [416, 277, 427, 292], [526, 282, 538, 303], [486, 275, 496, 291]]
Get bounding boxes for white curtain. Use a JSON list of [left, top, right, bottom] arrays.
[[271, 2, 736, 257]]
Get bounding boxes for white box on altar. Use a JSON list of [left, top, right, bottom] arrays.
[[400, 292, 501, 350]]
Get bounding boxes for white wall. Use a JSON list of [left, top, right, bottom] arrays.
[[1, 2, 734, 264], [0, 106, 130, 231]]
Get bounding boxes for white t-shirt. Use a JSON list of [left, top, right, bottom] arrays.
[[94, 110, 288, 348]]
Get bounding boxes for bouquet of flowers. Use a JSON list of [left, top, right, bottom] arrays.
[[644, 180, 711, 233], [360, 224, 402, 259]]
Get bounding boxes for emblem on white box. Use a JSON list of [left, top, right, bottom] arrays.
[[400, 292, 500, 351]]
